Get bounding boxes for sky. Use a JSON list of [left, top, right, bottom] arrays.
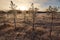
[[0, 0, 60, 11]]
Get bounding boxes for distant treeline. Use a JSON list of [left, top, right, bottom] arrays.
[[0, 10, 60, 14]]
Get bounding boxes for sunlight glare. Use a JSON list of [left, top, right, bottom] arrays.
[[17, 6, 28, 11]]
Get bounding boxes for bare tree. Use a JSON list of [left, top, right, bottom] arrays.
[[46, 6, 59, 40], [10, 1, 17, 29]]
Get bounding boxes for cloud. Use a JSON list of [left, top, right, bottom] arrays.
[[33, 0, 48, 3], [0, 0, 59, 11], [33, 0, 59, 4], [17, 0, 34, 3]]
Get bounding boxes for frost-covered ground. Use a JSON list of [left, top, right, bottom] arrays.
[[0, 12, 60, 40]]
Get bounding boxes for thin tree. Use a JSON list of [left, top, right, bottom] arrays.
[[47, 6, 58, 40], [31, 3, 36, 40], [10, 1, 17, 29]]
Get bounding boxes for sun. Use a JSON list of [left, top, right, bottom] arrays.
[[20, 6, 28, 11], [17, 6, 28, 11]]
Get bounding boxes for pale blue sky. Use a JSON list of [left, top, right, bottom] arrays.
[[0, 0, 60, 11]]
